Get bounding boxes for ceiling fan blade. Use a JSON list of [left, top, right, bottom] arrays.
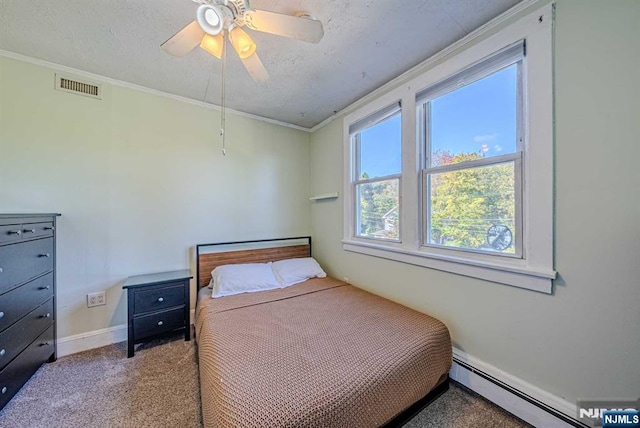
[[240, 52, 269, 82], [161, 20, 205, 57], [245, 9, 324, 44]]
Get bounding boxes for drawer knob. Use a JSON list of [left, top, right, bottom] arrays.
[[40, 285, 51, 290], [0, 349, 5, 357], [0, 267, 3, 273], [8, 230, 21, 235], [42, 313, 51, 318], [24, 228, 36, 234], [41, 342, 50, 346], [39, 253, 51, 258], [44, 226, 55, 231], [157, 321, 164, 326], [1, 387, 6, 394], [0, 312, 4, 319], [158, 297, 164, 302]]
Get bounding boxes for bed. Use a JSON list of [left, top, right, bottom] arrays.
[[195, 237, 452, 427]]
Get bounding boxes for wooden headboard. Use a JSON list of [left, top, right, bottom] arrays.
[[196, 237, 312, 288]]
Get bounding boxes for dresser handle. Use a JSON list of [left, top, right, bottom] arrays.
[[0, 349, 5, 357], [40, 342, 50, 346], [157, 321, 164, 326], [1, 387, 6, 394], [44, 226, 55, 231], [7, 230, 21, 236], [24, 228, 36, 234], [158, 297, 164, 302], [41, 313, 51, 318], [0, 312, 4, 319], [0, 267, 3, 273], [40, 285, 51, 290], [39, 253, 51, 258]]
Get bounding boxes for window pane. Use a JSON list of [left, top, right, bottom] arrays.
[[430, 64, 518, 167], [429, 162, 515, 254], [356, 178, 399, 240], [358, 113, 401, 179]]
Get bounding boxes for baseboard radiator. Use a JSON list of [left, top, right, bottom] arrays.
[[451, 352, 588, 428]]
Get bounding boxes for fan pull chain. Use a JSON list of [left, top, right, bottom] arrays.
[[220, 31, 227, 156]]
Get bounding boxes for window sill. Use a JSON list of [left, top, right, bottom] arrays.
[[342, 239, 556, 294]]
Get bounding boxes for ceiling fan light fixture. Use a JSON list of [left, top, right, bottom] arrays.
[[200, 33, 224, 59], [229, 26, 256, 59], [197, 4, 225, 35]]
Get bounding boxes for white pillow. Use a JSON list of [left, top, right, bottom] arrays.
[[210, 262, 280, 298], [271, 257, 327, 288]]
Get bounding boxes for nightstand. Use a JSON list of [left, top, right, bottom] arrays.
[[123, 269, 192, 358]]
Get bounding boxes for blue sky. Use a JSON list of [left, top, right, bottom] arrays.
[[359, 64, 517, 178], [359, 114, 402, 178]]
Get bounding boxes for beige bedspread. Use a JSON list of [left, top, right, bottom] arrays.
[[195, 277, 452, 427]]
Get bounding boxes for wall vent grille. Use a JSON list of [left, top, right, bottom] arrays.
[[55, 74, 102, 99]]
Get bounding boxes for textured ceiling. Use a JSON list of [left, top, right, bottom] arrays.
[[0, 0, 521, 128]]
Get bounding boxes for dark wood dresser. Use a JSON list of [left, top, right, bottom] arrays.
[[0, 213, 60, 409], [123, 270, 192, 358]]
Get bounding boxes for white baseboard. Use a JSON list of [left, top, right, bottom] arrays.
[[57, 309, 197, 358], [450, 348, 583, 427], [57, 325, 128, 358]]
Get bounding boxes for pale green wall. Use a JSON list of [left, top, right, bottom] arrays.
[[310, 0, 640, 404], [0, 56, 311, 338]]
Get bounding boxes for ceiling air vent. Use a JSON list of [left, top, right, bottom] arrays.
[[55, 74, 102, 100]]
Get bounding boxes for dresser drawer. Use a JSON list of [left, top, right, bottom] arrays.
[[0, 273, 53, 332], [0, 238, 54, 294], [0, 224, 23, 245], [133, 307, 184, 341], [0, 298, 54, 371], [20, 222, 54, 240], [134, 283, 185, 315], [0, 325, 54, 409]]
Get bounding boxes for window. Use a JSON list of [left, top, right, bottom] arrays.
[[419, 44, 523, 257], [343, 5, 555, 293], [350, 103, 402, 241]]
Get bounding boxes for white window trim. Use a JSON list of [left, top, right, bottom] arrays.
[[342, 4, 555, 293]]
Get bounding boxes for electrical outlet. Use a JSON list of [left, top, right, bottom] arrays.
[[87, 291, 106, 308]]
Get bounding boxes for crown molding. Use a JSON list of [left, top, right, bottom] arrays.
[[0, 49, 311, 133]]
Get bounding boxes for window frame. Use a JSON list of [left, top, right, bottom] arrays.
[[419, 53, 524, 259], [351, 108, 403, 243], [342, 4, 556, 293]]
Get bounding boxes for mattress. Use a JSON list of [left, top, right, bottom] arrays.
[[195, 277, 452, 427]]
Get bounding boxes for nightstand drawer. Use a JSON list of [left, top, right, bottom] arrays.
[[134, 307, 185, 340], [123, 270, 192, 357], [0, 238, 54, 294], [134, 283, 185, 315], [0, 298, 54, 371]]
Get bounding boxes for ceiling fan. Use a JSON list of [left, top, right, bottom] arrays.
[[161, 0, 325, 81]]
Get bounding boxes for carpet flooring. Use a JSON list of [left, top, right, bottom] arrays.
[[0, 332, 530, 428]]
